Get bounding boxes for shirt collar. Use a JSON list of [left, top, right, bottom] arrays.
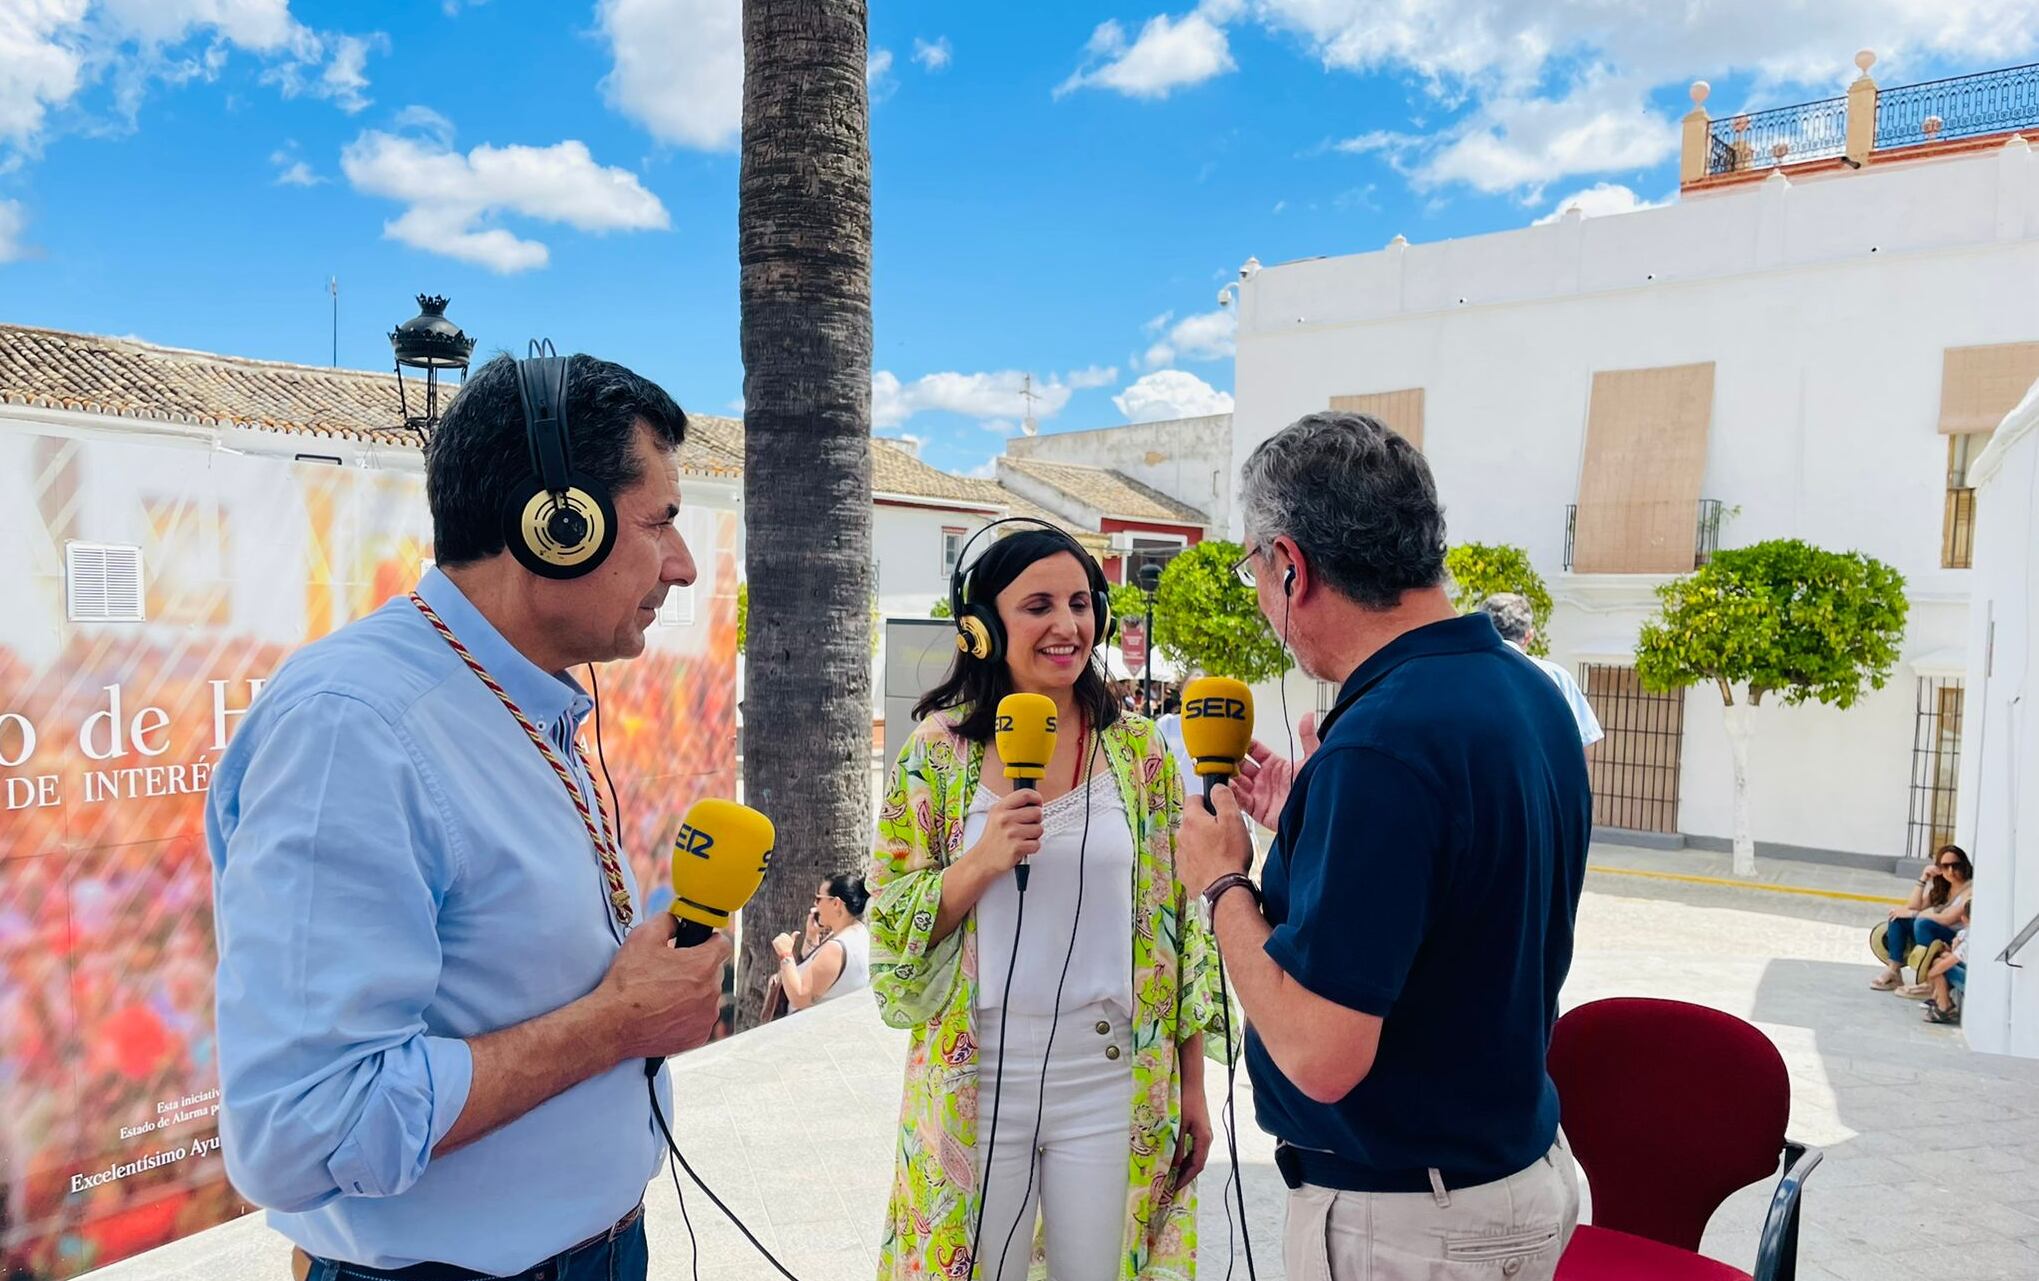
[[1321, 613, 1507, 735], [415, 567, 594, 736]]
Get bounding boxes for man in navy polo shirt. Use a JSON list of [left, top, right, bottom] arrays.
[[1179, 411, 1590, 1281]]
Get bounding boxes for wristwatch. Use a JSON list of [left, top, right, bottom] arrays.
[[1201, 871, 1261, 921]]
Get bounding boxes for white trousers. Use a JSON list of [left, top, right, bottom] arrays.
[[972, 1000, 1135, 1281]]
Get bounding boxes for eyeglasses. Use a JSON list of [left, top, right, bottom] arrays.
[[1936, 860, 1962, 870], [1231, 544, 1263, 588]]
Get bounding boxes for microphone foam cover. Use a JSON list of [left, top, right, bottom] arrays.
[[1181, 676, 1254, 780], [995, 692, 1059, 782], [669, 798, 776, 932]]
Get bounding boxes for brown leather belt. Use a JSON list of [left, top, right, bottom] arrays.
[[288, 1203, 643, 1281]]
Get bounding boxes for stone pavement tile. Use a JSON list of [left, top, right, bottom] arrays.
[[1959, 1200, 2039, 1241], [1883, 1237, 2039, 1280], [1809, 1193, 1952, 1253]]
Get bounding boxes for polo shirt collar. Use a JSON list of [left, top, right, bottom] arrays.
[[415, 567, 592, 736], [1322, 613, 1506, 734]]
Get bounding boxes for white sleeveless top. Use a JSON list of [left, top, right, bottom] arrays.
[[807, 922, 871, 1006], [963, 770, 1136, 1017]]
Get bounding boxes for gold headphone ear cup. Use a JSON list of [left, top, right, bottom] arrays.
[[958, 615, 994, 661]]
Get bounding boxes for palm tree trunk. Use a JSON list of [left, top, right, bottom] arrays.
[[737, 0, 873, 1030]]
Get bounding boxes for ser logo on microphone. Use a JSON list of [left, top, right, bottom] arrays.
[[994, 713, 1058, 733], [675, 823, 714, 860], [1185, 697, 1248, 721]]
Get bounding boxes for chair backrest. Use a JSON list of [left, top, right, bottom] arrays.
[[1548, 997, 1789, 1252]]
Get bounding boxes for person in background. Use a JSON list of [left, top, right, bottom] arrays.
[[772, 874, 872, 1010], [1177, 412, 1589, 1281], [1921, 929, 1966, 1025], [1476, 594, 1602, 749], [1873, 844, 1973, 994]]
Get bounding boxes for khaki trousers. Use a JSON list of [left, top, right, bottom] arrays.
[[1282, 1141, 1579, 1281]]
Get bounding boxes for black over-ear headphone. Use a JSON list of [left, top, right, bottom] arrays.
[[504, 340, 618, 580], [948, 517, 1114, 664]]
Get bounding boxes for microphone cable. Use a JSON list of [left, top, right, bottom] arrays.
[[588, 666, 807, 1281], [969, 859, 1027, 1276], [988, 723, 1102, 1281]]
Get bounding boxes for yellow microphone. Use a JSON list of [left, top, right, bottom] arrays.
[[669, 798, 776, 947], [994, 692, 1057, 889], [1180, 676, 1254, 808]]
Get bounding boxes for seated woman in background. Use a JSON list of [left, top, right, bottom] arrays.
[[771, 873, 872, 1011], [1872, 844, 1973, 993], [1921, 929, 1967, 1025]]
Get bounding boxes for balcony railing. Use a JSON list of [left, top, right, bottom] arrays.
[[1564, 499, 1725, 573], [1877, 61, 2039, 151], [1707, 97, 1849, 175], [1685, 54, 2039, 187]]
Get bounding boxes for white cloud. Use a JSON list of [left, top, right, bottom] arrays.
[[270, 145, 321, 185], [1142, 307, 1235, 367], [1057, 10, 1235, 100], [0, 199, 27, 261], [1, 2, 382, 158], [866, 48, 895, 98], [597, 0, 741, 151], [393, 104, 455, 146], [872, 366, 1113, 430], [1142, 310, 1174, 334], [265, 31, 386, 114], [1531, 181, 1668, 224], [912, 36, 951, 72], [341, 128, 670, 273], [1114, 370, 1234, 422]]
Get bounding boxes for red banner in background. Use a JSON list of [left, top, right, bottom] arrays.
[[1120, 619, 1148, 670]]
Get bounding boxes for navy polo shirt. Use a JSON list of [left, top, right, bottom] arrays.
[[1246, 613, 1591, 1180]]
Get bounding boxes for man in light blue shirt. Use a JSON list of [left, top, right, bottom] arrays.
[[207, 353, 728, 1281], [1476, 594, 1604, 748]]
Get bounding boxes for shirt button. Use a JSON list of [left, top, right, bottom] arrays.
[[1095, 1021, 1110, 1035], [1502, 1258, 1523, 1277], [1105, 1044, 1121, 1061]]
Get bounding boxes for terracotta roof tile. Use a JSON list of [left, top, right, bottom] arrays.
[[998, 456, 1207, 524], [0, 323, 742, 477]]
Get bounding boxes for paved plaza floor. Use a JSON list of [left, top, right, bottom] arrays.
[[100, 842, 2039, 1280]]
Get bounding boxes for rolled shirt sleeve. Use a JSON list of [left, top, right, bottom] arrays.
[[211, 692, 472, 1212], [1263, 747, 1448, 1018]]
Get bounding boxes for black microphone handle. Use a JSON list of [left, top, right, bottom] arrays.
[[644, 915, 722, 1079]]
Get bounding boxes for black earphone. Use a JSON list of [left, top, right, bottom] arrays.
[[504, 340, 618, 580], [948, 517, 1114, 664]]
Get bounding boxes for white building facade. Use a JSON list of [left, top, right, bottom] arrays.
[[1230, 135, 2039, 871]]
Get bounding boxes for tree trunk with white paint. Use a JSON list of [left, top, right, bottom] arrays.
[[1721, 695, 1758, 877]]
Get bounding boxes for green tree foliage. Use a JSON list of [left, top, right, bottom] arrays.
[[1635, 540, 1908, 710], [1150, 541, 1288, 683], [928, 597, 952, 619], [1445, 543, 1553, 656]]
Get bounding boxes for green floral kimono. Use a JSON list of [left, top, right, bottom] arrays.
[[867, 711, 1227, 1280]]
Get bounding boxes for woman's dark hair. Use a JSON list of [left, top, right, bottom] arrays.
[[425, 352, 688, 565], [1929, 844, 1973, 906], [824, 873, 870, 918], [913, 528, 1122, 743]]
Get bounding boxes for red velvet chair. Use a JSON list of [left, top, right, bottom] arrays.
[[1550, 998, 1821, 1281]]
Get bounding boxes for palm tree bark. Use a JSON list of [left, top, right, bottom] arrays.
[[737, 0, 873, 1030]]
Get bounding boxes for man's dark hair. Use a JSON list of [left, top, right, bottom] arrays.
[[425, 352, 687, 566], [1239, 411, 1447, 610]]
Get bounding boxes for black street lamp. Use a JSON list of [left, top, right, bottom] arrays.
[[390, 295, 475, 438], [1138, 561, 1163, 717]]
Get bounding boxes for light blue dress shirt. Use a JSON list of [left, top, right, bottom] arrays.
[[207, 568, 671, 1274]]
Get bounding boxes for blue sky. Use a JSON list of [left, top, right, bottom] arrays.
[[4, 1, 2036, 476]]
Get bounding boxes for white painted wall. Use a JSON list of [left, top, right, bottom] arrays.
[[1960, 378, 2038, 1058], [873, 501, 992, 619], [1230, 139, 2039, 862], [1008, 415, 1230, 529]]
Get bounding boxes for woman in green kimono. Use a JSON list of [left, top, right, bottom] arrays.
[[868, 524, 1226, 1280]]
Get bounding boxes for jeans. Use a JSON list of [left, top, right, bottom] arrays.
[[306, 1219, 647, 1281], [1887, 916, 1957, 970]]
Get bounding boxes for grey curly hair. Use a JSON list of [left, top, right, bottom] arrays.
[[1239, 411, 1447, 610]]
